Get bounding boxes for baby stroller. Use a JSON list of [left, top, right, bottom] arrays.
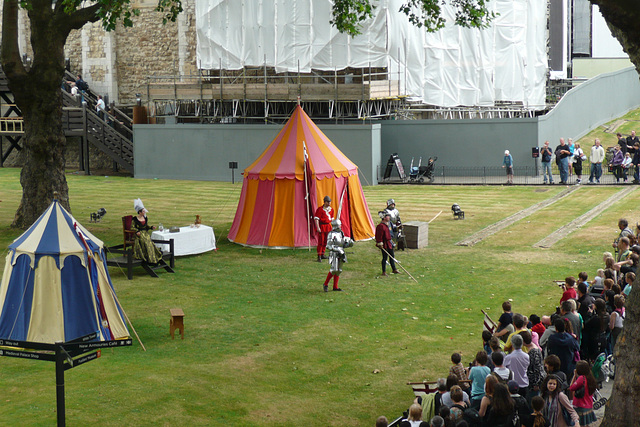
[[591, 352, 613, 409], [408, 156, 438, 183]]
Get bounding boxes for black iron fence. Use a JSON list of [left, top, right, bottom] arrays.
[[379, 165, 636, 185]]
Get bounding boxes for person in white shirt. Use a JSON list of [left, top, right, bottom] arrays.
[[96, 95, 106, 120], [588, 138, 605, 184]]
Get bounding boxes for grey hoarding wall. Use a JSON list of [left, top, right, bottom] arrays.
[[134, 123, 381, 185], [539, 67, 640, 146], [380, 118, 540, 174]]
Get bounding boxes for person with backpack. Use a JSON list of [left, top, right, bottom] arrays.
[[569, 361, 598, 427], [541, 375, 578, 427]]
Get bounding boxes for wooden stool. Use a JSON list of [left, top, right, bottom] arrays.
[[170, 308, 185, 339]]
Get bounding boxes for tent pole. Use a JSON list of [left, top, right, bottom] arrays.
[[303, 141, 311, 251]]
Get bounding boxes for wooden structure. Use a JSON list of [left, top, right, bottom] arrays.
[[146, 67, 406, 123], [0, 69, 24, 166], [403, 221, 429, 249], [169, 308, 185, 340], [106, 239, 175, 280]]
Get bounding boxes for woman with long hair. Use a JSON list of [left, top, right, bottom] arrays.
[[485, 383, 515, 426], [609, 294, 625, 351], [542, 375, 579, 427], [569, 361, 598, 426], [478, 373, 498, 420]]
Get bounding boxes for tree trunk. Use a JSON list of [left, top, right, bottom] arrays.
[[590, 2, 640, 424], [11, 89, 69, 228]]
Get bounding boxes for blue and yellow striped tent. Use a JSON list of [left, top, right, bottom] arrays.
[[0, 199, 129, 344]]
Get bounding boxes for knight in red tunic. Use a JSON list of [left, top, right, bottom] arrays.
[[314, 195, 334, 262]]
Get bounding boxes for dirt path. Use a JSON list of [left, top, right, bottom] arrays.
[[533, 186, 637, 248], [455, 187, 580, 246]]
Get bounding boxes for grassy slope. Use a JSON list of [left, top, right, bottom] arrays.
[[0, 167, 636, 425]]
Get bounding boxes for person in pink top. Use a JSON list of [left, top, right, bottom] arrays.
[[560, 277, 577, 304], [569, 361, 598, 426]]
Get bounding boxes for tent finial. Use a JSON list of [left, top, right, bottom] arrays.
[[53, 191, 59, 201], [297, 96, 301, 107]]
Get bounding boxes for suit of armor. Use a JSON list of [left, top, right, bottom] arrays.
[[377, 199, 405, 250], [322, 220, 354, 292]]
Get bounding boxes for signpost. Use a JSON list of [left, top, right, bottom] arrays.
[[0, 334, 132, 426]]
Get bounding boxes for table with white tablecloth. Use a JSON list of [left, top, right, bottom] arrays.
[[151, 225, 216, 256]]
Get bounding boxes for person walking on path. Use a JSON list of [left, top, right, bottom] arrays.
[[503, 150, 514, 185], [375, 213, 399, 276], [588, 139, 605, 184], [541, 141, 554, 184]]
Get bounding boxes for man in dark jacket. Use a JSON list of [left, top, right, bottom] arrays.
[[547, 319, 580, 379], [375, 214, 399, 276]]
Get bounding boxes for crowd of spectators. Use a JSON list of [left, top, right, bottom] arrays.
[[377, 218, 634, 427]]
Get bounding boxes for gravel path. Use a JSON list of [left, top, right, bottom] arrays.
[[533, 186, 637, 248], [455, 187, 580, 246]]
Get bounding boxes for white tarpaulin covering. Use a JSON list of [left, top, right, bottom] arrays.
[[196, 0, 547, 109]]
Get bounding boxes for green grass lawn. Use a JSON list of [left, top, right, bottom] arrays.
[[0, 168, 636, 426]]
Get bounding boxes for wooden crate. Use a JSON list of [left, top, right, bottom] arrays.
[[403, 221, 428, 249]]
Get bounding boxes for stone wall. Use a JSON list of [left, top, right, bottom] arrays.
[[64, 0, 197, 105]]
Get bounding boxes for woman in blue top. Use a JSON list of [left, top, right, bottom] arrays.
[[503, 150, 514, 185]]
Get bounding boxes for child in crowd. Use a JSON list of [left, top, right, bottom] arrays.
[[491, 351, 513, 382], [541, 375, 579, 426], [468, 351, 491, 409], [578, 272, 589, 289], [560, 277, 577, 303], [589, 269, 604, 291], [494, 301, 514, 342], [449, 352, 469, 383], [376, 415, 389, 427], [401, 403, 425, 427], [528, 395, 549, 427], [482, 330, 493, 356], [623, 272, 634, 296], [530, 314, 546, 338]]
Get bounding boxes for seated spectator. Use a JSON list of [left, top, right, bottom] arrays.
[[449, 352, 469, 383], [468, 351, 491, 409], [376, 415, 389, 427], [559, 277, 577, 304], [441, 375, 470, 408], [589, 269, 604, 291], [508, 380, 531, 426], [491, 351, 513, 382], [485, 383, 516, 426], [547, 319, 579, 379], [504, 334, 530, 396], [494, 301, 514, 342]]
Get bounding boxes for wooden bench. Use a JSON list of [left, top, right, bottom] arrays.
[[106, 238, 175, 279]]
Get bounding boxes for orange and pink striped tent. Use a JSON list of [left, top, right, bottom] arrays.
[[228, 106, 374, 248]]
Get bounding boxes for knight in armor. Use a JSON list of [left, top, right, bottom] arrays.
[[378, 199, 405, 250], [322, 219, 354, 292]]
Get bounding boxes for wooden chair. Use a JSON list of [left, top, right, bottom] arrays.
[[122, 215, 136, 249]]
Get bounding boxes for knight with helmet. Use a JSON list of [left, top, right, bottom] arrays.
[[378, 199, 405, 250], [321, 219, 354, 292]]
